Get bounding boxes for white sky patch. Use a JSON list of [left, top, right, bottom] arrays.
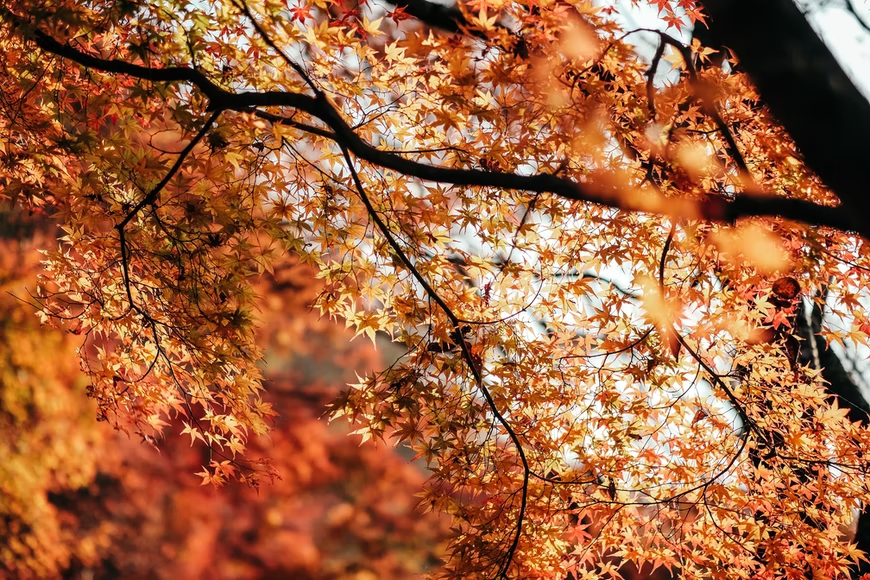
[[802, 0, 870, 101]]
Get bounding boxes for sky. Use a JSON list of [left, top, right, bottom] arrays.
[[804, 0, 870, 100]]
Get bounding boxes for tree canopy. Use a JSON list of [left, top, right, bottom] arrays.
[[3, 0, 870, 578]]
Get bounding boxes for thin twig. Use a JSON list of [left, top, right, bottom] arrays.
[[339, 145, 530, 579]]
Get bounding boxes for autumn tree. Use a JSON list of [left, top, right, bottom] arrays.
[[4, 0, 870, 578]]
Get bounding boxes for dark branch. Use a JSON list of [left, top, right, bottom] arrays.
[[845, 0, 870, 35], [796, 296, 870, 579], [15, 17, 865, 239], [339, 144, 530, 579], [118, 110, 220, 229], [231, 0, 319, 92], [654, 30, 750, 177], [382, 0, 486, 38]]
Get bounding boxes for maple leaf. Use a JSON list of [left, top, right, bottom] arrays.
[[648, 0, 671, 15], [663, 13, 685, 32], [289, 5, 313, 22], [385, 5, 413, 23]]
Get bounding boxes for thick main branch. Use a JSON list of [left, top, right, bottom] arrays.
[[7, 13, 865, 240]]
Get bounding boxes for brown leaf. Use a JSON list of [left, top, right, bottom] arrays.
[[772, 276, 801, 301]]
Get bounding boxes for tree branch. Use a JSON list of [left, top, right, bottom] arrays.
[[381, 0, 487, 38], [845, 0, 870, 36], [796, 296, 870, 578], [339, 144, 530, 579], [10, 13, 868, 239], [118, 110, 220, 229]]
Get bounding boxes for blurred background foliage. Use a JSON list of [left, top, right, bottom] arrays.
[[0, 206, 447, 580]]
